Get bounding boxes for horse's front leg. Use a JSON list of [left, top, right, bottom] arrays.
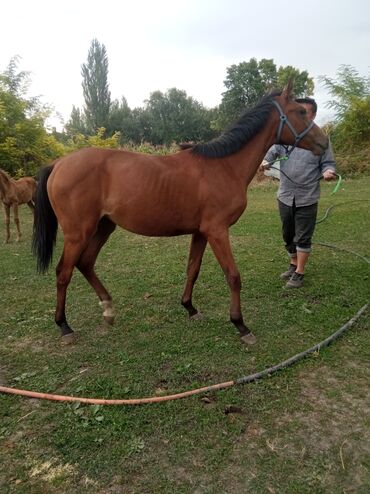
[[3, 204, 10, 243], [181, 232, 207, 320], [13, 204, 21, 242], [207, 229, 256, 345]]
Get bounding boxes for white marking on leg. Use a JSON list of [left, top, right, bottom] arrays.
[[99, 300, 115, 318]]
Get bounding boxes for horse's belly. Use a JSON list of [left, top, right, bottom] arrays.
[[109, 205, 198, 237]]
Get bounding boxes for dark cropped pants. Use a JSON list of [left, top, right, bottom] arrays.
[[278, 199, 318, 256]]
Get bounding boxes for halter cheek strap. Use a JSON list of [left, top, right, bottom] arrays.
[[272, 100, 315, 156]]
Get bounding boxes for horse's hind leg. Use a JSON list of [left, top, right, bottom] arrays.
[[55, 240, 87, 341], [181, 232, 207, 320], [12, 204, 21, 242], [76, 217, 116, 326], [3, 204, 10, 243]]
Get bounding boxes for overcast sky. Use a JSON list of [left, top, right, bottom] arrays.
[[1, 0, 369, 130]]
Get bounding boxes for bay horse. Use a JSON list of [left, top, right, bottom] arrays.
[[0, 168, 37, 243], [32, 82, 328, 345]]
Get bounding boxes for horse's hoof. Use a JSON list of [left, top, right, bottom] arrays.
[[61, 333, 76, 345], [103, 316, 115, 326], [190, 312, 203, 321], [240, 332, 257, 345]]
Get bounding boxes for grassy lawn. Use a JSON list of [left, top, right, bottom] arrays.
[[0, 177, 369, 493]]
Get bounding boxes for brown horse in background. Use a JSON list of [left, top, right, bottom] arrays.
[[32, 83, 328, 345], [0, 169, 37, 243]]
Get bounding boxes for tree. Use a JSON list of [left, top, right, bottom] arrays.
[[106, 97, 141, 144], [215, 58, 314, 130], [319, 65, 370, 120], [276, 66, 314, 97], [81, 39, 111, 134], [65, 105, 87, 136], [319, 65, 370, 151], [142, 88, 216, 145], [0, 58, 62, 175]]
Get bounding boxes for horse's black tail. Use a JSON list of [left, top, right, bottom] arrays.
[[32, 165, 58, 273]]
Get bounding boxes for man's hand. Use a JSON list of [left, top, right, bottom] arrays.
[[260, 159, 270, 170], [323, 169, 336, 181]]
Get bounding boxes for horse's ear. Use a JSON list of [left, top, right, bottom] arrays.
[[282, 78, 294, 100]]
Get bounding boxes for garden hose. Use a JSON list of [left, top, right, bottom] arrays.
[[0, 200, 368, 405]]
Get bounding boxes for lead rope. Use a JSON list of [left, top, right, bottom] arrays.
[[265, 156, 342, 195]]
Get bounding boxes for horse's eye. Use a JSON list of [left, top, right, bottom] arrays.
[[300, 109, 307, 116]]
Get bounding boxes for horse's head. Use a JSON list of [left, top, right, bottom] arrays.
[[272, 80, 328, 155]]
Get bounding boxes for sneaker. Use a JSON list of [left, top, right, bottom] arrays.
[[285, 272, 304, 289], [280, 264, 297, 280]]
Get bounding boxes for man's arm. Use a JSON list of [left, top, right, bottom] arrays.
[[320, 140, 337, 181], [261, 145, 281, 169]]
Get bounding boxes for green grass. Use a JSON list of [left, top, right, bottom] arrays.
[[0, 177, 369, 493]]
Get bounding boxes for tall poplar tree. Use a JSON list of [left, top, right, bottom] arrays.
[[81, 39, 111, 134]]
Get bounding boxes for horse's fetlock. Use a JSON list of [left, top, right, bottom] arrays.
[[99, 299, 115, 319]]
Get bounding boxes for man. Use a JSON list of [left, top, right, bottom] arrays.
[[263, 97, 337, 289]]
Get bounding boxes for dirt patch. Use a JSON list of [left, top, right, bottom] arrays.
[[210, 361, 370, 493], [274, 364, 370, 492]]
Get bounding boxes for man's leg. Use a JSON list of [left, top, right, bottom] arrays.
[[296, 251, 310, 275], [286, 202, 318, 288], [278, 200, 297, 278]]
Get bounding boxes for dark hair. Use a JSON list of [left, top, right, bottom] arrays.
[[295, 97, 317, 114]]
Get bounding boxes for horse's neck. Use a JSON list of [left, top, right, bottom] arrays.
[[0, 174, 7, 198], [230, 121, 276, 187], [0, 171, 15, 200]]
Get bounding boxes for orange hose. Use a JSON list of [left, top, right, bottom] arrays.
[[2, 207, 367, 407], [1, 300, 367, 406], [0, 380, 235, 405]]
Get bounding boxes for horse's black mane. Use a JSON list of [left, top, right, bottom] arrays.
[[183, 90, 281, 158]]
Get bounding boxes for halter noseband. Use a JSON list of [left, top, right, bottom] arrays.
[[272, 100, 315, 156]]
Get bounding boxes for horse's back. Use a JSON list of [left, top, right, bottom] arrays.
[[48, 147, 205, 236]]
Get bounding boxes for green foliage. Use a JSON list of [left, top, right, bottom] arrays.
[[333, 96, 370, 150], [215, 58, 314, 129], [65, 105, 88, 136], [123, 141, 180, 155], [319, 65, 370, 120], [320, 66, 370, 161], [141, 88, 216, 145], [81, 39, 111, 134], [66, 128, 120, 151], [0, 58, 61, 176], [276, 66, 314, 97], [106, 97, 138, 143], [334, 147, 370, 177]]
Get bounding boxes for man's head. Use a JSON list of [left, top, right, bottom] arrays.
[[295, 97, 317, 121]]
